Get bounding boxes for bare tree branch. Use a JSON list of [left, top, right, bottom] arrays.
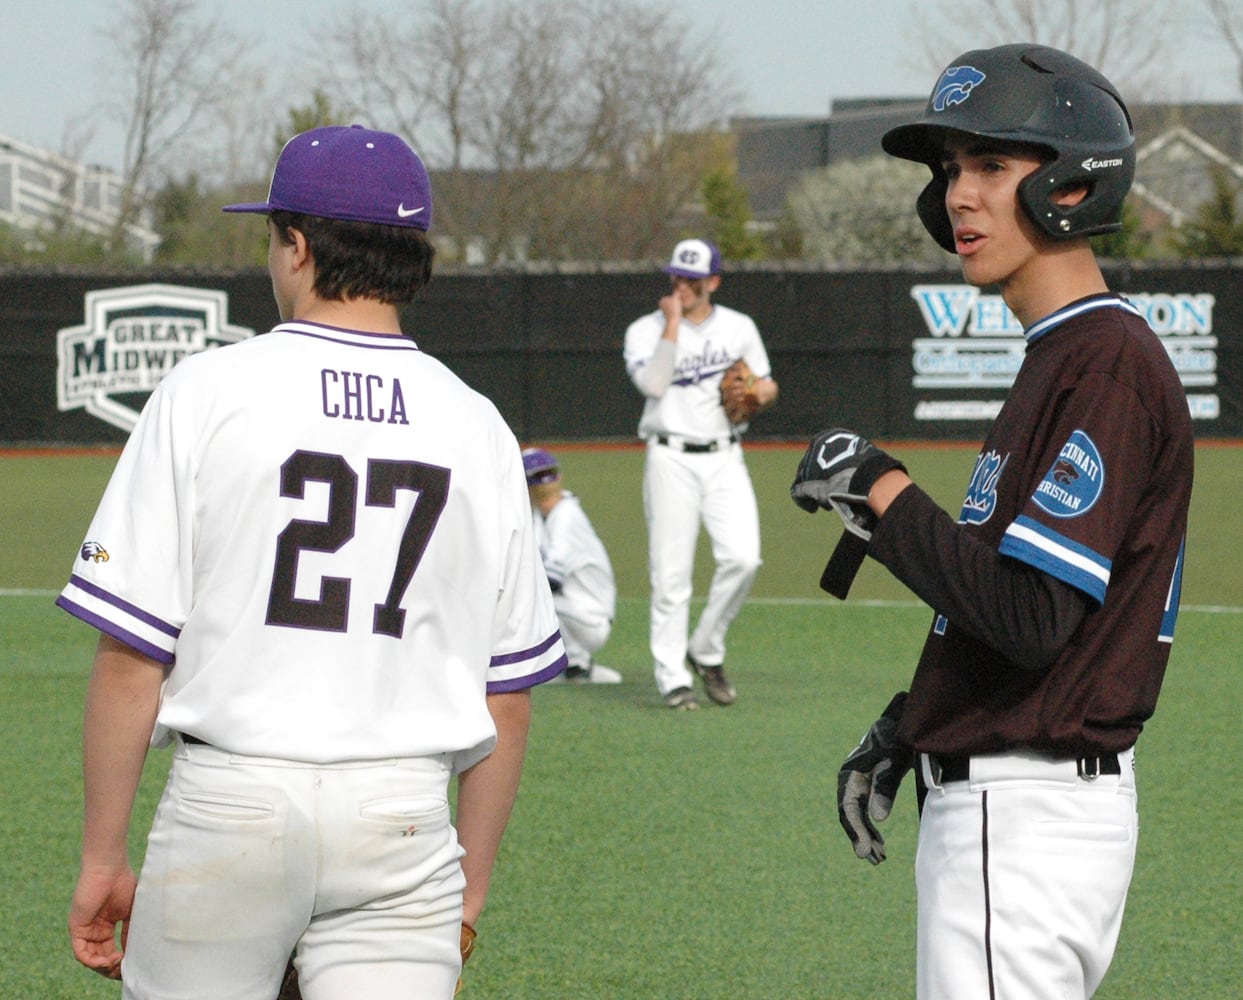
[[1202, 0, 1243, 92], [97, 0, 255, 246], [312, 0, 739, 264], [901, 0, 1189, 104]]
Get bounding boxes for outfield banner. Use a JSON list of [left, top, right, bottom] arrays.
[[1, 263, 1237, 444]]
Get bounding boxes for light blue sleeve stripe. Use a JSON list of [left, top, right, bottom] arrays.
[[1159, 536, 1186, 644], [999, 515, 1111, 604]]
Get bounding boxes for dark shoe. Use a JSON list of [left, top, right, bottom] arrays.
[[688, 655, 736, 706], [662, 685, 700, 710], [561, 662, 622, 684]]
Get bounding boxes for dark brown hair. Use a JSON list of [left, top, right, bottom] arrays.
[[269, 211, 435, 305]]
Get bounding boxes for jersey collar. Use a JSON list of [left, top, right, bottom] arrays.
[[1024, 293, 1141, 346], [274, 320, 420, 351]]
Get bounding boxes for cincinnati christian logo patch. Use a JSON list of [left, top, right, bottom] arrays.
[[57, 284, 254, 433], [1033, 430, 1104, 518]]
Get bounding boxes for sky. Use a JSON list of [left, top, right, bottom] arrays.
[[3, 0, 1241, 175]]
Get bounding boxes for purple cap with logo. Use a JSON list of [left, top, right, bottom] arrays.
[[223, 124, 432, 230], [663, 238, 721, 278], [522, 447, 559, 486]]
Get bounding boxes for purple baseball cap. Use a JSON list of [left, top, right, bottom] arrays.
[[663, 238, 721, 278], [223, 124, 432, 230], [522, 447, 559, 486]]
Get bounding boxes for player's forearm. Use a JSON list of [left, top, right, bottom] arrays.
[[80, 634, 164, 866], [630, 339, 677, 397], [752, 376, 779, 412], [456, 690, 531, 925], [870, 484, 1090, 670]]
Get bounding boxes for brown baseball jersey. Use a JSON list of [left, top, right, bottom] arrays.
[[876, 294, 1194, 757]]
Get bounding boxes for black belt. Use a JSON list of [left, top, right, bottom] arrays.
[[179, 732, 209, 746], [654, 433, 737, 453], [934, 752, 1121, 782]]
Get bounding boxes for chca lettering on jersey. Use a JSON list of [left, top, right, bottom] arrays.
[[321, 369, 409, 424]]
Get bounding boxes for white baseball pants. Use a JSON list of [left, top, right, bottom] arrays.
[[643, 441, 761, 695], [915, 748, 1138, 1000], [121, 738, 466, 1000], [553, 599, 612, 668]]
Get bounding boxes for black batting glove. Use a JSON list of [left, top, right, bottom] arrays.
[[790, 429, 905, 540], [837, 692, 912, 865]]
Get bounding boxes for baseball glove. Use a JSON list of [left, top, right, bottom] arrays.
[[456, 922, 477, 996], [276, 959, 301, 1000], [720, 359, 761, 424]]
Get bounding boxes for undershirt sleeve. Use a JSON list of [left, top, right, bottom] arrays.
[[629, 338, 677, 397], [868, 484, 1091, 672]]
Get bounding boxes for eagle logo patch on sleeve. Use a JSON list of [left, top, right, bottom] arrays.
[[80, 541, 110, 563], [1033, 430, 1104, 518]]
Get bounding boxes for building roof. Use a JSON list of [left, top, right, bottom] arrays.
[[0, 133, 160, 261], [734, 100, 1243, 228]]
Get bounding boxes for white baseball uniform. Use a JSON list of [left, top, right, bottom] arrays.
[[58, 321, 565, 996], [623, 303, 770, 696], [532, 489, 616, 670]]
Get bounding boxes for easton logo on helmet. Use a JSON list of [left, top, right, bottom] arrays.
[[1081, 156, 1125, 172], [932, 65, 986, 111]]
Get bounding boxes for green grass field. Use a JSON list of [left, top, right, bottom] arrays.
[[2, 443, 1240, 998]]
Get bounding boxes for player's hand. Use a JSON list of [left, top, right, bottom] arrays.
[[659, 291, 684, 324], [837, 692, 912, 865], [790, 428, 905, 540], [68, 863, 137, 979]]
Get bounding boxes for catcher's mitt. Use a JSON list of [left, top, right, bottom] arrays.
[[720, 359, 761, 424]]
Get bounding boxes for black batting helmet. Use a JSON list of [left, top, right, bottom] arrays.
[[882, 43, 1135, 252]]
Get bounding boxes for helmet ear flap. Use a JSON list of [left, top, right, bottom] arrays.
[[1016, 162, 1129, 242], [916, 171, 955, 254]]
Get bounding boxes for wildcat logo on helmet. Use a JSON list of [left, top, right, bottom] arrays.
[[57, 284, 255, 433], [932, 66, 986, 112]]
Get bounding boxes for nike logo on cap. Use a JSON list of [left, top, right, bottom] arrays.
[[397, 203, 425, 218]]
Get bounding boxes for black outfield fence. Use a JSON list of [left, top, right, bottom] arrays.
[[2, 260, 1237, 445]]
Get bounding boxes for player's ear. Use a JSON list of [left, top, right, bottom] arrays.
[[706, 274, 722, 294], [1051, 183, 1090, 208], [288, 227, 313, 270]]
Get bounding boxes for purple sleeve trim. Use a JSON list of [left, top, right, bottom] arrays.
[[55, 596, 175, 665], [489, 629, 562, 667], [486, 653, 568, 694], [65, 575, 180, 638]]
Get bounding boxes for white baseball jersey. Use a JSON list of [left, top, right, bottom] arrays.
[[58, 321, 566, 769], [532, 491, 616, 627], [623, 304, 771, 439]]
